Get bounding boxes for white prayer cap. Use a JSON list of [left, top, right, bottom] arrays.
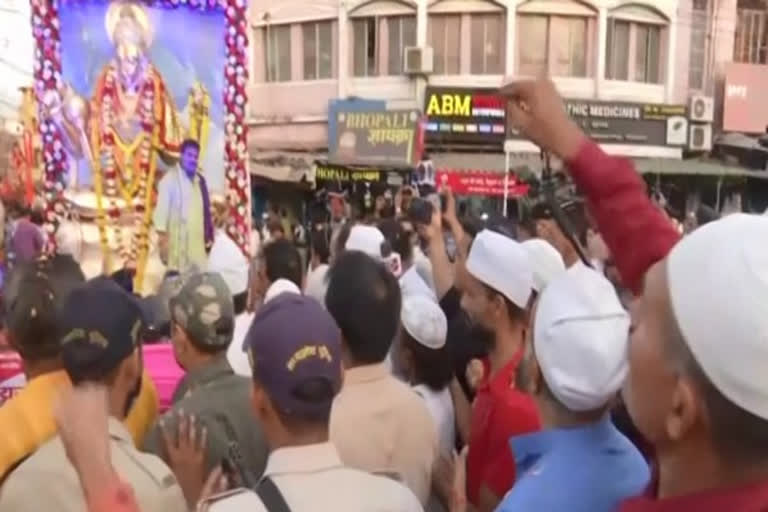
[[264, 278, 301, 304], [207, 232, 250, 295], [522, 239, 566, 293], [401, 294, 447, 349], [534, 263, 630, 411], [345, 225, 386, 260], [465, 229, 533, 308], [667, 213, 768, 420]]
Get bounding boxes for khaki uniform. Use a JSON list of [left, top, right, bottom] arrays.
[[197, 442, 423, 512], [144, 356, 268, 478], [0, 418, 187, 512]]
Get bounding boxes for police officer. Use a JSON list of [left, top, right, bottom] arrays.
[[0, 278, 186, 512], [143, 272, 268, 481], [199, 294, 422, 512]]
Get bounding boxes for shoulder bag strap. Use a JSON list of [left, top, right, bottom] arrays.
[[256, 477, 292, 512]]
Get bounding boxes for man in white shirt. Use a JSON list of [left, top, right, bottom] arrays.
[[199, 294, 422, 512]]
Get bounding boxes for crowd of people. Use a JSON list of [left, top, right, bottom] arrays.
[[0, 78, 767, 512]]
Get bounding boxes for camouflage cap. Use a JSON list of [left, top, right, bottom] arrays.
[[169, 271, 235, 349]]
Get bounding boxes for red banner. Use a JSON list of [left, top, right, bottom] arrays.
[[0, 351, 25, 406], [437, 170, 529, 197]]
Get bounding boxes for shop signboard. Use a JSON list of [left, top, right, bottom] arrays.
[[436, 170, 529, 197], [0, 350, 24, 406], [328, 109, 423, 167], [424, 87, 506, 147], [314, 163, 405, 186], [723, 63, 768, 134], [507, 99, 688, 147]]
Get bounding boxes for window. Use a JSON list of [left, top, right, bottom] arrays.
[[605, 19, 630, 80], [303, 21, 333, 80], [551, 17, 587, 77], [605, 19, 662, 84], [635, 24, 661, 83], [688, 0, 708, 89], [264, 24, 292, 82], [353, 18, 378, 77], [387, 16, 417, 75], [470, 13, 504, 75], [517, 14, 589, 77], [518, 15, 548, 76], [429, 14, 461, 74], [734, 0, 768, 63]]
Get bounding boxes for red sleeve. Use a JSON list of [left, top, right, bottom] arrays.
[[87, 479, 143, 512], [566, 141, 681, 294], [482, 393, 541, 498]]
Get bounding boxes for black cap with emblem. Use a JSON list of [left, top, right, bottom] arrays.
[[59, 277, 145, 385]]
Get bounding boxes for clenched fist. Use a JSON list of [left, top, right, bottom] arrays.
[[500, 78, 586, 161]]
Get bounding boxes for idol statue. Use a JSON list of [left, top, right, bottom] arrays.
[[39, 1, 212, 291]]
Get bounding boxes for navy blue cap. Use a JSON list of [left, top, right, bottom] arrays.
[[244, 293, 342, 419], [59, 277, 144, 382]]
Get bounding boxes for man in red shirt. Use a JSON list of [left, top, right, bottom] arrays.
[[459, 229, 540, 511], [503, 78, 768, 511]]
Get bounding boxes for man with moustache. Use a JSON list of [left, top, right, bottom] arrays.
[[499, 264, 648, 512], [457, 229, 540, 511], [0, 278, 186, 512]]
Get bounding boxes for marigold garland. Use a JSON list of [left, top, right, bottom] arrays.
[[33, 0, 252, 274]]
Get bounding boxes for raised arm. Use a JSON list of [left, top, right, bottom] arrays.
[[501, 78, 680, 293]]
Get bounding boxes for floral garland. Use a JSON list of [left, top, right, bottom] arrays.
[[223, 0, 251, 256], [93, 63, 156, 282], [31, 0, 68, 250], [33, 0, 252, 268]]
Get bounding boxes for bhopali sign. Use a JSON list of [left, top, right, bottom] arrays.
[[329, 109, 422, 167]]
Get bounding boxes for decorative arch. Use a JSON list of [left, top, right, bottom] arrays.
[[517, 0, 598, 15], [608, 1, 672, 22], [428, 0, 505, 12], [253, 4, 339, 25], [348, 0, 417, 17]]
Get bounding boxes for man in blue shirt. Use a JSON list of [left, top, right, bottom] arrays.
[[497, 263, 649, 512]]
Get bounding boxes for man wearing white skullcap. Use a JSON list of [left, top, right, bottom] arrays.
[[498, 264, 649, 512], [521, 238, 566, 295], [345, 224, 403, 277], [396, 295, 454, 457], [501, 77, 768, 510], [619, 214, 768, 511], [459, 229, 540, 510]]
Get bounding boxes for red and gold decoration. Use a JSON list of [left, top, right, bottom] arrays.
[[30, 0, 251, 278]]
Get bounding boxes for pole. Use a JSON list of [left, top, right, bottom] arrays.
[[503, 150, 510, 217]]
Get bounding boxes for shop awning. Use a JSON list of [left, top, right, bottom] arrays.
[[635, 158, 768, 179], [429, 152, 545, 174], [250, 151, 325, 184]]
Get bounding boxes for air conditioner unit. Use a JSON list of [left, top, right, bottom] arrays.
[[689, 95, 714, 123], [403, 46, 434, 75], [689, 124, 713, 152]]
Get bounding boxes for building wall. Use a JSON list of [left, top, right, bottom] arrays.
[[248, 0, 734, 151]]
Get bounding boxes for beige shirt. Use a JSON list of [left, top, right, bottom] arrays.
[[200, 442, 423, 512], [0, 418, 187, 512], [330, 363, 438, 505]]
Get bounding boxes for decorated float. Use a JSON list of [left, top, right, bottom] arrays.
[[22, 0, 251, 293]]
